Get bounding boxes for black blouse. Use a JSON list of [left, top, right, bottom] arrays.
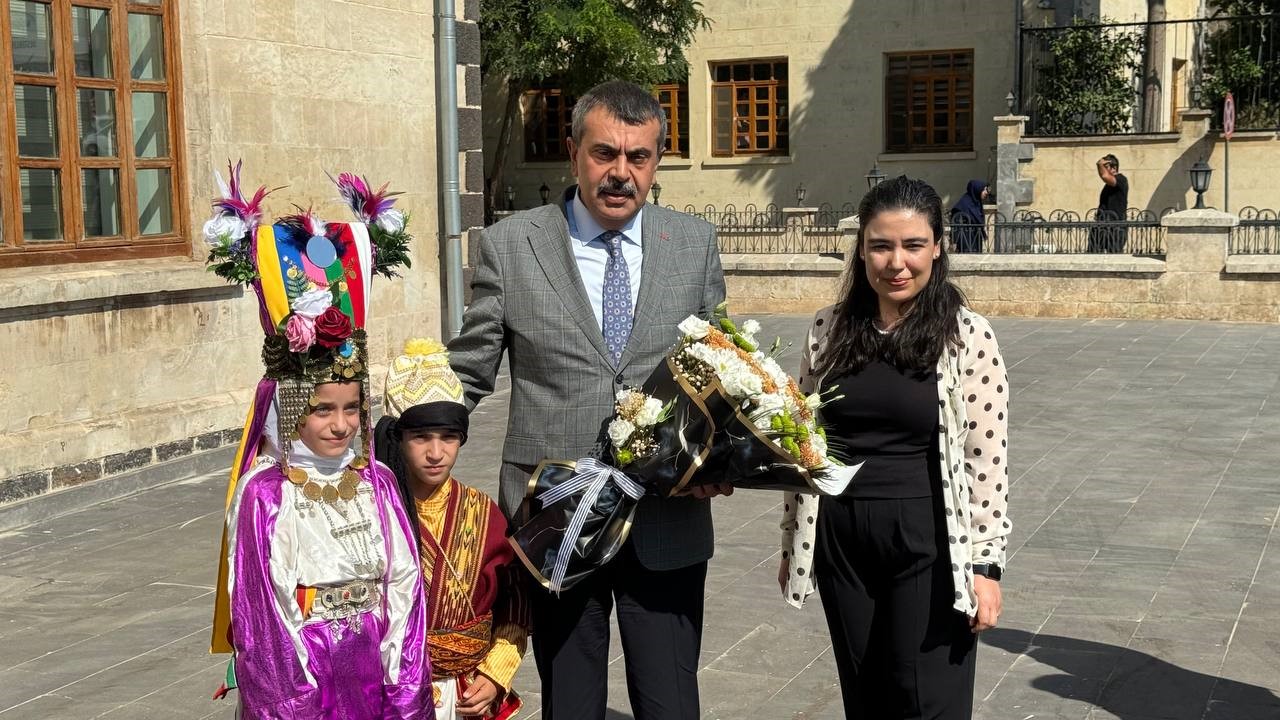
[[821, 359, 939, 498]]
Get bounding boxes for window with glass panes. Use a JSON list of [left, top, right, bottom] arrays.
[[655, 82, 688, 157], [1, 0, 184, 267], [710, 60, 788, 157], [884, 50, 973, 153], [523, 85, 574, 162]]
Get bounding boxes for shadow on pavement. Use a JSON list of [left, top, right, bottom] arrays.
[[983, 628, 1280, 719]]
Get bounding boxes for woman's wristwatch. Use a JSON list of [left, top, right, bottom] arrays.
[[972, 563, 1002, 581]]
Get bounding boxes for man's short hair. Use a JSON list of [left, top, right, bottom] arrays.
[[1100, 154, 1120, 171], [570, 80, 667, 152]]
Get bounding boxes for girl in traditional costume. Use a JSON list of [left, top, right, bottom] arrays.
[[207, 165, 434, 719], [374, 339, 528, 719]]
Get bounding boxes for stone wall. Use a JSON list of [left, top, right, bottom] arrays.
[[723, 211, 1280, 323], [0, 0, 444, 513], [1021, 111, 1280, 217]]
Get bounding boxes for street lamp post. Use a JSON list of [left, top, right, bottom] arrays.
[[651, 182, 662, 205], [504, 185, 515, 211], [1190, 160, 1212, 209], [864, 163, 886, 189], [539, 182, 551, 205], [795, 183, 807, 206]]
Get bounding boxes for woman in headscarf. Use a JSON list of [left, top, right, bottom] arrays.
[[949, 180, 989, 253]]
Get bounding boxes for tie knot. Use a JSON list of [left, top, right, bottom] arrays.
[[600, 231, 623, 254]]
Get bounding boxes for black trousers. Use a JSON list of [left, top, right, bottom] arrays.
[[530, 541, 706, 720], [815, 493, 977, 719]]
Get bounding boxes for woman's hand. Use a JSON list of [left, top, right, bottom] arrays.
[[970, 575, 1003, 633], [456, 674, 500, 717], [778, 556, 790, 594]]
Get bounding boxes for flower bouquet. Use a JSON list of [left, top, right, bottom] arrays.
[[511, 304, 859, 593]]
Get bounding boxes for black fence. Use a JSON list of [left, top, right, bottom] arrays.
[[673, 203, 850, 254], [1230, 206, 1280, 253], [1019, 14, 1280, 135], [685, 202, 1172, 256], [989, 208, 1170, 255]]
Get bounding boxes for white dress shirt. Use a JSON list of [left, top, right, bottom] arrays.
[[568, 188, 644, 331]]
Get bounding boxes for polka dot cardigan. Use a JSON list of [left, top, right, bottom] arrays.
[[780, 304, 1011, 616]]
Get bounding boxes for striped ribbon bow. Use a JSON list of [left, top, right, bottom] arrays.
[[537, 458, 646, 593]]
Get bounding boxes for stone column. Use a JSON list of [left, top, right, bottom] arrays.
[[1162, 209, 1237, 272], [993, 114, 1034, 251], [456, 0, 485, 274], [1160, 209, 1238, 315]]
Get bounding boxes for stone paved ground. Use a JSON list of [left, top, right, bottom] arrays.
[[1, 315, 1278, 719]]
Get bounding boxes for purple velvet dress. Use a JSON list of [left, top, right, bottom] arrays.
[[226, 456, 434, 719]]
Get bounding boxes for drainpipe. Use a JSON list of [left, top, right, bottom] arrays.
[[435, 0, 465, 338], [1013, 0, 1023, 113]]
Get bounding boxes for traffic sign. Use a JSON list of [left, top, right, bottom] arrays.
[[1224, 92, 1236, 139]]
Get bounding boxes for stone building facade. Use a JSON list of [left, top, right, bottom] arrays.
[[0, 0, 474, 519], [485, 0, 1272, 217]]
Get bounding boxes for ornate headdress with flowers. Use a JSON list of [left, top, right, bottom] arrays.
[[206, 161, 412, 653]]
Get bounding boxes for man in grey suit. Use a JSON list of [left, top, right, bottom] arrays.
[[448, 80, 729, 719]]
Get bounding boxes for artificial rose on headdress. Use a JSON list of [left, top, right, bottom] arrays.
[[314, 306, 354, 348], [202, 214, 247, 246], [376, 209, 406, 234], [285, 314, 317, 352], [290, 287, 333, 318]]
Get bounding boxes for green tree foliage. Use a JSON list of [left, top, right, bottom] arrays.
[[480, 0, 711, 213], [1202, 2, 1280, 128], [1034, 18, 1145, 135]]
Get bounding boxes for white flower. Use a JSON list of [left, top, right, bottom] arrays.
[[616, 389, 635, 405], [753, 391, 786, 417], [376, 209, 406, 234], [290, 288, 333, 318], [758, 355, 791, 389], [202, 214, 247, 246], [607, 418, 635, 447], [677, 316, 712, 340], [720, 366, 764, 399], [741, 319, 761, 337], [682, 342, 722, 368], [635, 397, 664, 426], [805, 392, 822, 411], [808, 430, 829, 459]]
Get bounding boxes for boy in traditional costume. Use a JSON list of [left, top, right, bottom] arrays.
[[374, 339, 528, 719], [207, 166, 433, 719]]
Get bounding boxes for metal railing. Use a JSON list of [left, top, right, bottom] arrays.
[[1230, 206, 1280, 253], [675, 203, 849, 254], [988, 208, 1170, 255], [1019, 14, 1280, 135]]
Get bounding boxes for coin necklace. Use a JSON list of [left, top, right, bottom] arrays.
[[287, 456, 368, 505]]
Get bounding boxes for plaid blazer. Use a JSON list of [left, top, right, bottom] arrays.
[[448, 190, 727, 571]]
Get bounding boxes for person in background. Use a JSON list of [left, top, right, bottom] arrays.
[[1088, 154, 1129, 253], [949, 179, 989, 253]]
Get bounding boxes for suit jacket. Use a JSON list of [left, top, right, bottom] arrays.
[[448, 189, 727, 571]]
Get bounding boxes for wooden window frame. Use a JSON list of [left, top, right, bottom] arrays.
[[884, 49, 974, 154], [524, 81, 690, 162], [709, 59, 788, 158], [522, 85, 575, 163], [0, 0, 188, 268], [655, 81, 689, 158]]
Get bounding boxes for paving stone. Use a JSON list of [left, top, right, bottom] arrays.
[[4, 316, 1280, 719]]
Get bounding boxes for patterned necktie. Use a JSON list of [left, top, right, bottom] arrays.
[[600, 231, 632, 365]]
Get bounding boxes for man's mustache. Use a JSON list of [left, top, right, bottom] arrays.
[[597, 179, 637, 197]]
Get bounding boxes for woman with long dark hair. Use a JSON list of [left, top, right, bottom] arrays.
[[779, 176, 1010, 718]]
